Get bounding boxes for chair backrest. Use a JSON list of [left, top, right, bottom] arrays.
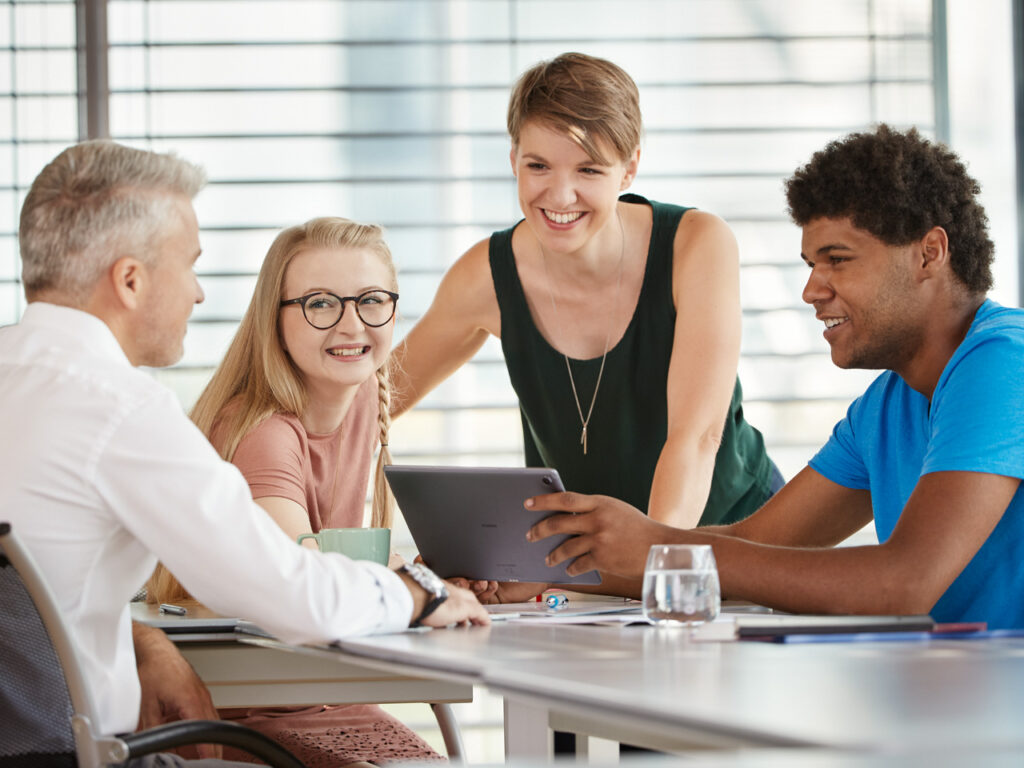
[[0, 521, 97, 767]]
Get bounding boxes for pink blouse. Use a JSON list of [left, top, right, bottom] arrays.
[[225, 378, 378, 532]]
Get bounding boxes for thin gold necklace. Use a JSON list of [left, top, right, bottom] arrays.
[[539, 209, 626, 455]]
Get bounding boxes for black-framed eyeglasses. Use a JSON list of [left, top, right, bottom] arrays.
[[279, 290, 399, 329]]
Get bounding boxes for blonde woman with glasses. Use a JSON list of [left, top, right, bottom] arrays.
[[150, 217, 444, 766]]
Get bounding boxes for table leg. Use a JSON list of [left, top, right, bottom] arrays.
[[503, 696, 552, 761], [575, 733, 620, 764]]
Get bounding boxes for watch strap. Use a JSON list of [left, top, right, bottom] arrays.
[[400, 563, 449, 627], [411, 592, 447, 628]]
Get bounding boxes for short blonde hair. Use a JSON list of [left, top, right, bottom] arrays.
[[507, 52, 643, 165], [19, 140, 206, 303]]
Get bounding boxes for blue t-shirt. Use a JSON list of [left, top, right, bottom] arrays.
[[809, 300, 1024, 629]]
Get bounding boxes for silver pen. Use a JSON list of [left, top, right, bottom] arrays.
[[158, 603, 187, 616]]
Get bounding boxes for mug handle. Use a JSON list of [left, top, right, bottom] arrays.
[[296, 533, 321, 550]]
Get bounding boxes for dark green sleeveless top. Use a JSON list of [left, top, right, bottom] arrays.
[[489, 193, 771, 525]]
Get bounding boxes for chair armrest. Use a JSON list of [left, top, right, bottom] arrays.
[[121, 720, 305, 768]]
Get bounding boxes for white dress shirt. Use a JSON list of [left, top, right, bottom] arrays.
[[0, 303, 413, 735]]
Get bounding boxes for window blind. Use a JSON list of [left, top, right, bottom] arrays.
[[5, 0, 941, 479], [1, 0, 78, 325]]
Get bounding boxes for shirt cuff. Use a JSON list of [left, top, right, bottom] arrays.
[[359, 561, 413, 633]]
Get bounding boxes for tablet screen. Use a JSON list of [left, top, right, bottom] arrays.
[[385, 465, 601, 585]]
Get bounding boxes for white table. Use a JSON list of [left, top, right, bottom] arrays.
[[132, 602, 472, 708], [136, 603, 1024, 761], [131, 602, 473, 759], [330, 621, 1024, 759]]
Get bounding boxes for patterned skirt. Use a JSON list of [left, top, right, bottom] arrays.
[[219, 704, 446, 766]]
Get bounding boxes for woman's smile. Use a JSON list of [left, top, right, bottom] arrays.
[[542, 208, 586, 226], [326, 343, 370, 359]]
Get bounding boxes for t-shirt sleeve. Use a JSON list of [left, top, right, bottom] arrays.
[[231, 415, 308, 508], [923, 333, 1024, 479], [808, 394, 872, 490]]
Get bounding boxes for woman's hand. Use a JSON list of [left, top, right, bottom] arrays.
[[388, 551, 407, 568], [448, 579, 547, 604], [448, 577, 500, 603], [491, 581, 548, 604]]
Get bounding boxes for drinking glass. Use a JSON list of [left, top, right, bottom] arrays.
[[642, 544, 721, 627]]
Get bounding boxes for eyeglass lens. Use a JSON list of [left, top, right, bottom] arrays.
[[303, 291, 395, 328]]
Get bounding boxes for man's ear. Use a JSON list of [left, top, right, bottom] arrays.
[[919, 226, 950, 277], [109, 256, 146, 311], [509, 146, 518, 178]]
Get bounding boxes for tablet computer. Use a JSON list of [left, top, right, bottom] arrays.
[[384, 465, 601, 585]]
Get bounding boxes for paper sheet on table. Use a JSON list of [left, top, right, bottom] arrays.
[[487, 601, 739, 640], [522, 611, 734, 635], [486, 599, 640, 620]]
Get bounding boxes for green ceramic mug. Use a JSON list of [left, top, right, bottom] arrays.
[[297, 527, 391, 566]]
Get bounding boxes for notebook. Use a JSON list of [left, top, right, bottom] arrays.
[[734, 613, 935, 638]]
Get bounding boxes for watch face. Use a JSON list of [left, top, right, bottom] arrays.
[[421, 566, 445, 594]]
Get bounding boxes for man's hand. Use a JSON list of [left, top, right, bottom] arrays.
[[419, 580, 492, 628], [526, 492, 683, 580], [413, 553, 502, 606], [133, 622, 221, 759], [397, 566, 491, 627]]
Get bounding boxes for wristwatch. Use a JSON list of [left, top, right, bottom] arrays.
[[399, 562, 449, 627]]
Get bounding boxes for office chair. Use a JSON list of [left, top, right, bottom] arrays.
[[0, 521, 306, 768]]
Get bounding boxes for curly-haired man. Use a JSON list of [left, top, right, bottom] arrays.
[[526, 124, 1024, 629]]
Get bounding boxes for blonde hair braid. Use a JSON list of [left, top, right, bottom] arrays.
[[371, 362, 395, 529]]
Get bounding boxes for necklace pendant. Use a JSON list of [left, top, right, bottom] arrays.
[[545, 209, 624, 464]]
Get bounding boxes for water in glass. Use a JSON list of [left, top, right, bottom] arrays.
[[642, 544, 721, 626], [642, 568, 720, 625]]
